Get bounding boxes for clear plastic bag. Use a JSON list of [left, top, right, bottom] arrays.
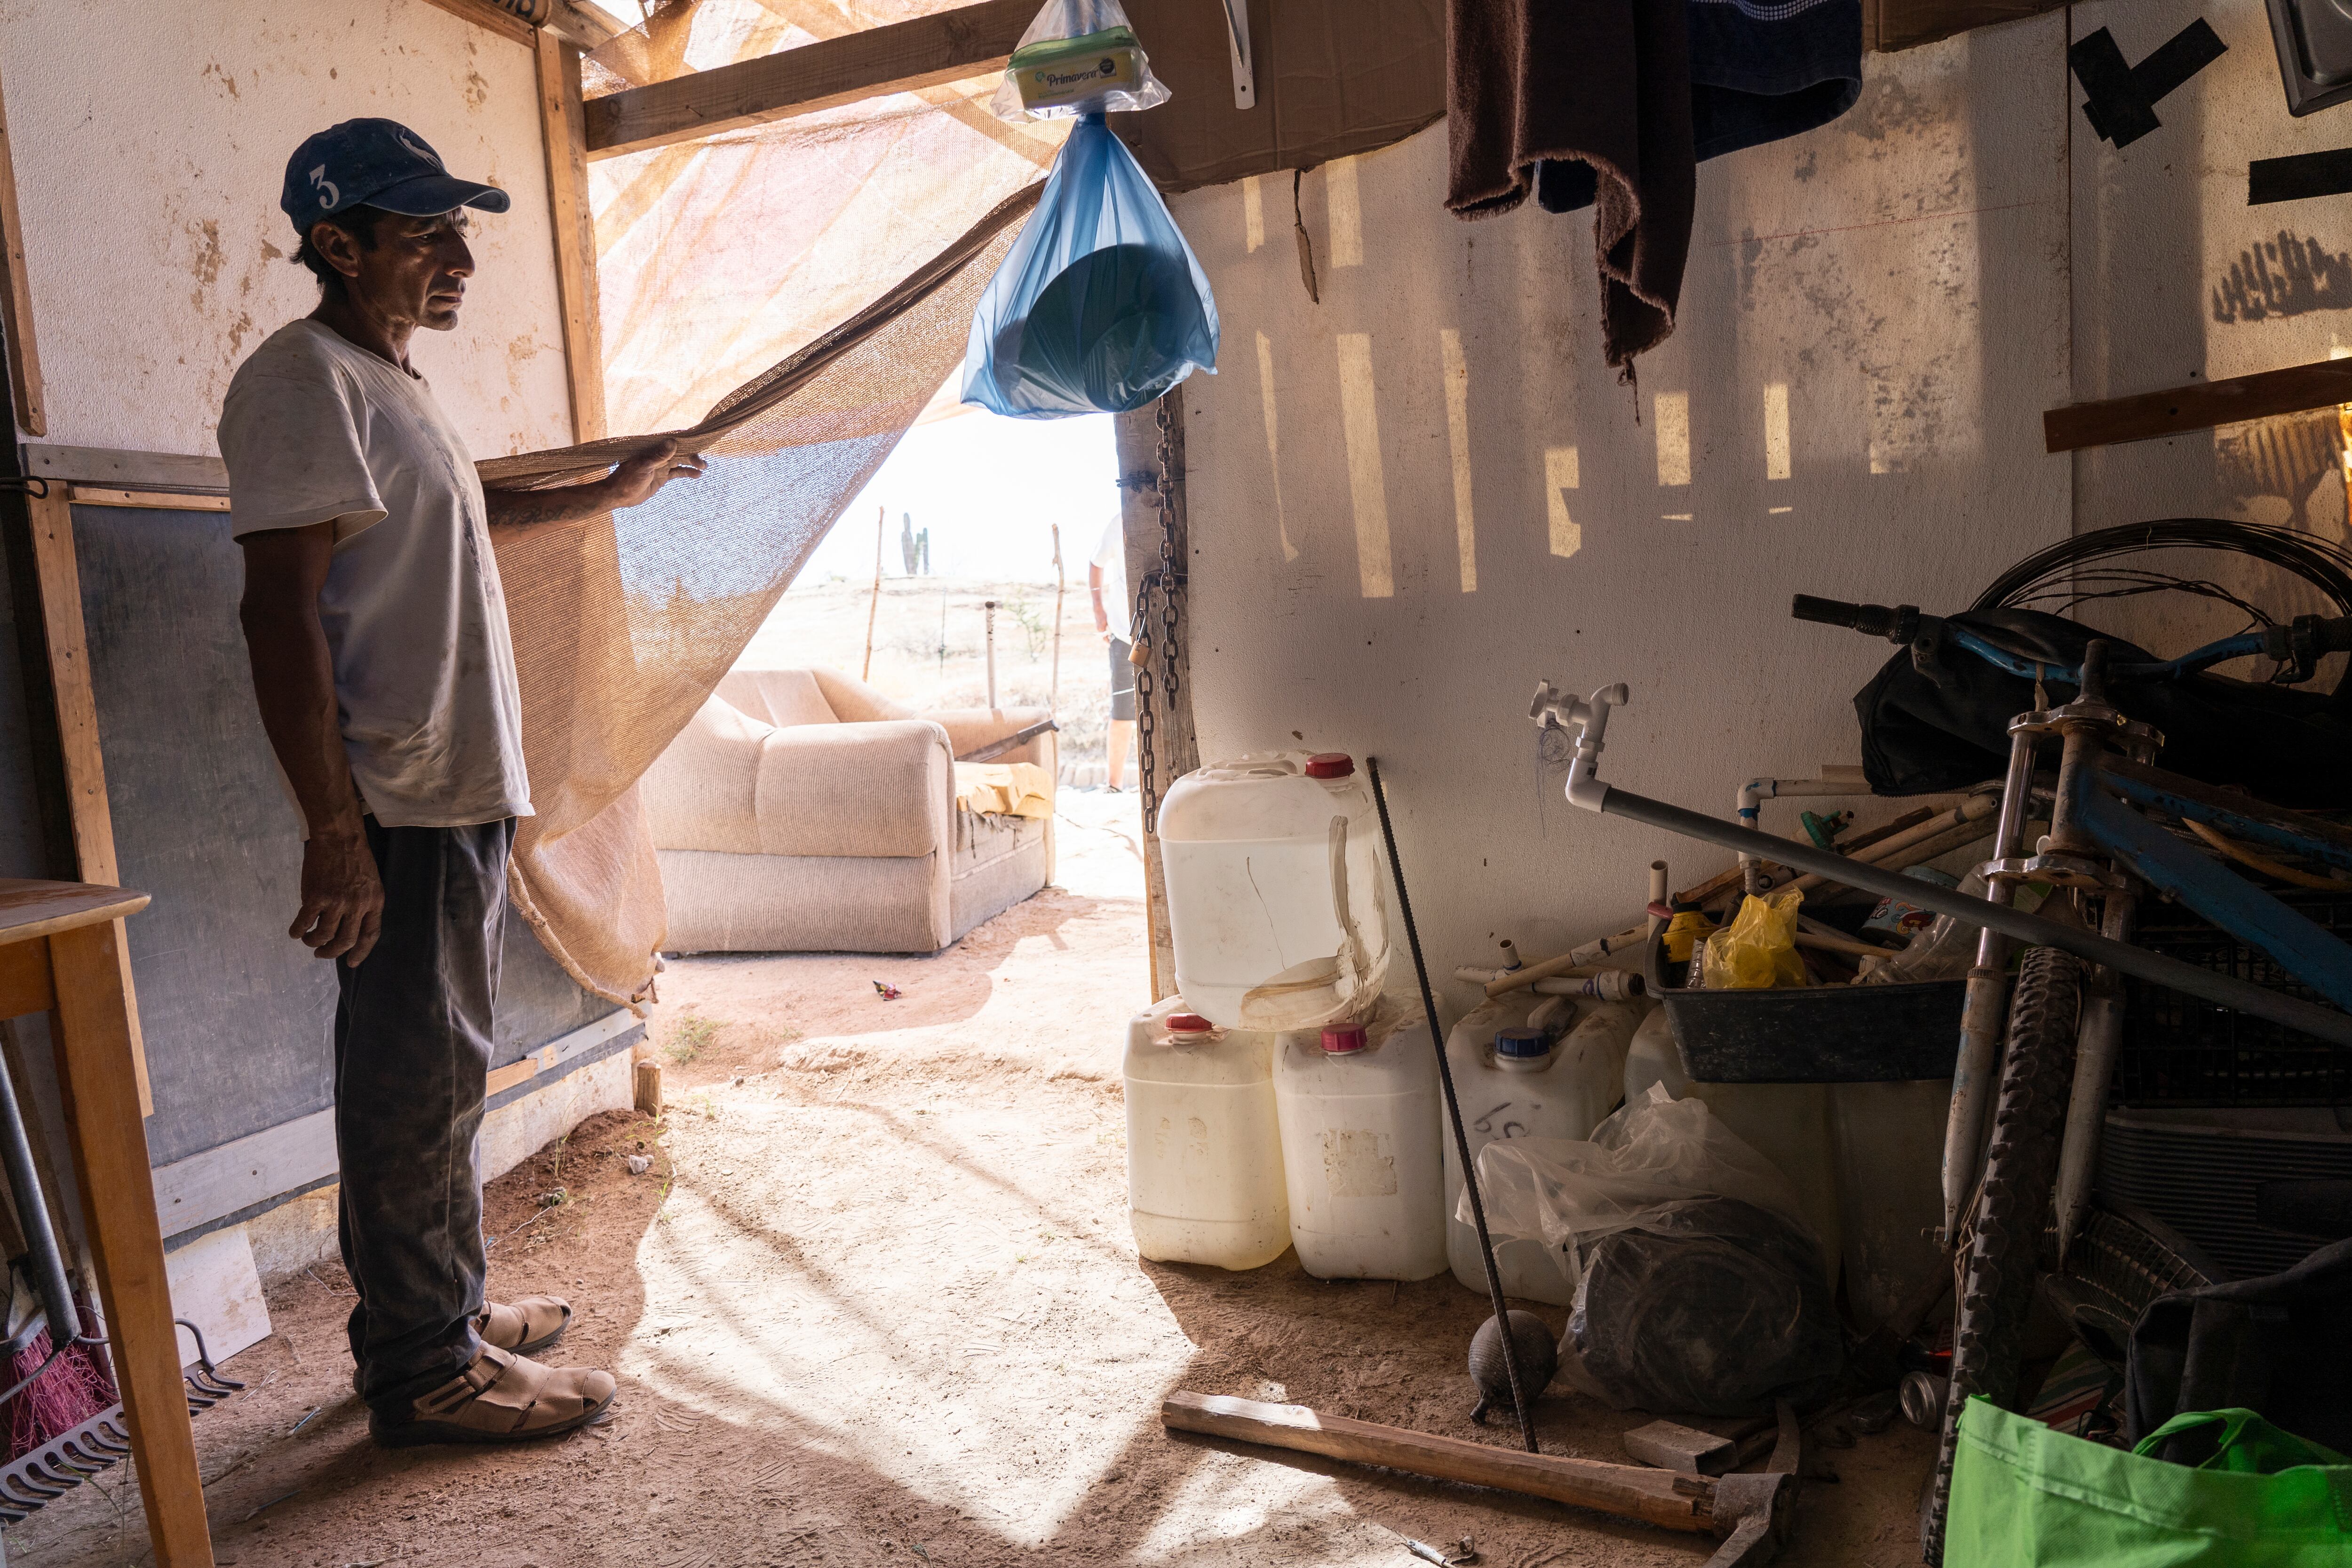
[[1701, 885, 1807, 989], [1470, 1086, 1843, 1413], [991, 0, 1172, 122], [959, 114, 1218, 419]]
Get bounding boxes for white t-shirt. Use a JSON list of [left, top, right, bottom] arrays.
[[1092, 515, 1129, 641], [218, 320, 532, 830]]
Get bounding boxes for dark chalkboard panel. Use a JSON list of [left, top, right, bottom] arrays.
[[70, 503, 612, 1171]]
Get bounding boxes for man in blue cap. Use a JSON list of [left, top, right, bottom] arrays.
[[218, 119, 699, 1446]]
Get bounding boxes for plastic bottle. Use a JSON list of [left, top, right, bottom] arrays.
[[1156, 752, 1391, 1030], [1441, 996, 1645, 1303], [1272, 997, 1446, 1281], [1828, 1079, 1953, 1327], [1122, 997, 1291, 1270], [1623, 1009, 1843, 1286]]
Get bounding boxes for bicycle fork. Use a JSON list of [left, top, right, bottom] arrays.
[[1940, 644, 2158, 1240]]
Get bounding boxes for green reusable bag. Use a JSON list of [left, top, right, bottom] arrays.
[[1946, 1398, 2352, 1567]]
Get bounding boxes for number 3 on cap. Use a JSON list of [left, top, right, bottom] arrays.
[[309, 164, 339, 210]]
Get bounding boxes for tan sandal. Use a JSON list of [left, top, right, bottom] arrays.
[[371, 1345, 615, 1447], [350, 1296, 572, 1396], [480, 1294, 572, 1357]]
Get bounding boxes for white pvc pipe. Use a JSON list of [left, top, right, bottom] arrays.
[[1737, 777, 1869, 893], [1647, 860, 1669, 936]]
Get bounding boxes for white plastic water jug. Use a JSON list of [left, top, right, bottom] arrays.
[[1123, 997, 1290, 1270], [1440, 996, 1645, 1303], [1272, 997, 1446, 1280], [1157, 752, 1391, 1031], [1625, 1008, 1844, 1286]]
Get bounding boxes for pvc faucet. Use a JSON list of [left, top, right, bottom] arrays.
[[1528, 681, 1628, 812]]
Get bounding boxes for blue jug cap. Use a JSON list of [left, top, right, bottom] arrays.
[[1494, 1027, 1549, 1061]]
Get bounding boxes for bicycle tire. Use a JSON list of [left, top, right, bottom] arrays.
[[1922, 945, 2085, 1565]]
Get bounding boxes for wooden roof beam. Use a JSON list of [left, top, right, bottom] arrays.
[[582, 0, 1035, 160]]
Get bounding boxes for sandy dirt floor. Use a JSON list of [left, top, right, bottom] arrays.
[[8, 789, 1934, 1567]]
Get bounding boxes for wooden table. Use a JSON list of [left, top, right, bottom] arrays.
[[0, 880, 211, 1565]]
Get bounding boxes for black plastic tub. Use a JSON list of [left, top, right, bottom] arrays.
[[1645, 933, 1965, 1082]]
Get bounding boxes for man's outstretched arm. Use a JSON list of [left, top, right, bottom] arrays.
[[484, 437, 706, 539], [238, 522, 382, 966]]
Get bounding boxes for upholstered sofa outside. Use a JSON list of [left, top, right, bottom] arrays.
[[641, 667, 1055, 954]]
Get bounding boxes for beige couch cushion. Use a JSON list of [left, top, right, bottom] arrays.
[[717, 669, 839, 729], [639, 695, 765, 854], [754, 720, 949, 858]]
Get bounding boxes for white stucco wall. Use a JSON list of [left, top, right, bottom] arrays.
[[1171, 16, 2076, 983], [0, 0, 573, 459]]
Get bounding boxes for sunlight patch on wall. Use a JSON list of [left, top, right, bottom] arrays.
[[1335, 333, 1394, 597], [1257, 331, 1297, 561], [1544, 446, 1581, 558], [1327, 158, 1364, 269], [1243, 175, 1265, 254], [1441, 328, 1476, 592], [1764, 382, 1792, 480], [1654, 392, 1692, 487]]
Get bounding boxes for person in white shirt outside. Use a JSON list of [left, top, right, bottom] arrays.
[[1089, 515, 1135, 790], [220, 119, 700, 1446]]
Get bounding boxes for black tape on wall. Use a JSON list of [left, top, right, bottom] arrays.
[[2070, 20, 2228, 149], [2249, 148, 2352, 205]]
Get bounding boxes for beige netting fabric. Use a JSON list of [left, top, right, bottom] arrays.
[[483, 176, 1041, 1011], [462, 2, 1077, 1009]]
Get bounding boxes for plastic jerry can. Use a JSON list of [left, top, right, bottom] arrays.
[[1440, 996, 1645, 1304], [1624, 1008, 1844, 1287], [1123, 997, 1290, 1270], [1828, 1079, 1952, 1328], [1156, 752, 1391, 1031], [1272, 998, 1447, 1281]]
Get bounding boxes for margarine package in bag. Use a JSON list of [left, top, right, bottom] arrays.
[[991, 0, 1170, 121], [1009, 27, 1145, 112]]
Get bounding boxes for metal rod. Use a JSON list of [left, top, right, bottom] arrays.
[[1366, 757, 1539, 1454], [0, 1050, 78, 1345], [1594, 788, 2352, 1047], [984, 598, 999, 711]]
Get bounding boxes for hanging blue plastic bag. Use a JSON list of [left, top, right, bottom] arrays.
[[959, 113, 1218, 420]]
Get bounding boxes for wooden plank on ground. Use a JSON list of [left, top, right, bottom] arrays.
[[537, 30, 608, 442], [2044, 356, 2352, 452], [0, 64, 45, 434], [584, 0, 1035, 159], [1162, 1392, 1713, 1534], [25, 494, 153, 1116]]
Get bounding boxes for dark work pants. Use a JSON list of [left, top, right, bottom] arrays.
[[333, 816, 516, 1413]]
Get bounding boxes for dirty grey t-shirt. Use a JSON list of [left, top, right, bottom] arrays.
[[218, 319, 532, 829]]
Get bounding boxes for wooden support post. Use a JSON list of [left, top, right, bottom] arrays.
[[0, 62, 46, 435], [23, 491, 151, 1116], [537, 28, 607, 444], [583, 0, 1036, 158], [1118, 394, 1198, 1003], [45, 919, 213, 1565], [2043, 355, 2352, 453]]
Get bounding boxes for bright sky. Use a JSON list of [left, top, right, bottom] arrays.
[[797, 389, 1122, 587]]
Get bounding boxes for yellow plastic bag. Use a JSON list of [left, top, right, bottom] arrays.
[[1702, 887, 1808, 989]]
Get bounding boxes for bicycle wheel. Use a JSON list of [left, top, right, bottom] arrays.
[[1922, 945, 2085, 1565]]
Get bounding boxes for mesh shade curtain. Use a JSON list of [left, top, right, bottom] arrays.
[[480, 1, 1065, 1008]]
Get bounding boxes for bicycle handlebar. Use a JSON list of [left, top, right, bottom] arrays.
[[1790, 595, 1918, 644], [1793, 593, 2352, 686]]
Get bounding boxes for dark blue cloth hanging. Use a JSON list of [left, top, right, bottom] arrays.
[[1538, 0, 1862, 214]]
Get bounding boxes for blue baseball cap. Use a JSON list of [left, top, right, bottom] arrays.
[[280, 118, 511, 233]]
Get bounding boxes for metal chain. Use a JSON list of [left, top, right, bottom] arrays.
[[1135, 400, 1182, 833]]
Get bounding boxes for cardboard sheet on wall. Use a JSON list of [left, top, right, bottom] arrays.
[[1114, 0, 1445, 192]]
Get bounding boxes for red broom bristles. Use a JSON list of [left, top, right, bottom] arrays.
[[4, 1310, 118, 1462]]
